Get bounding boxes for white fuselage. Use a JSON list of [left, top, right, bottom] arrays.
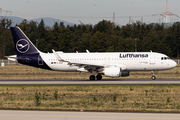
[[40, 52, 177, 72]]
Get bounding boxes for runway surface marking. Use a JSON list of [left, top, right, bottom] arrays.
[[0, 113, 180, 119]]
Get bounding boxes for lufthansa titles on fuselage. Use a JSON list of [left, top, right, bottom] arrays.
[[119, 54, 148, 58]]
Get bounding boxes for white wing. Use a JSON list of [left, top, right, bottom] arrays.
[[52, 49, 104, 72]]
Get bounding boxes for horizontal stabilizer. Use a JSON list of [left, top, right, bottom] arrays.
[[6, 55, 29, 61]]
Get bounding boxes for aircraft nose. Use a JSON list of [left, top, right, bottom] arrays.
[[171, 60, 177, 68]]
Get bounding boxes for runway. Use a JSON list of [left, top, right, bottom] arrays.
[[0, 110, 180, 120], [0, 79, 180, 85]]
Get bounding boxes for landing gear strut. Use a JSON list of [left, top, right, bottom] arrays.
[[151, 71, 156, 80]]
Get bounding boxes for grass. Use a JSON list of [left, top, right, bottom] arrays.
[[0, 65, 179, 112], [0, 85, 180, 112], [0, 64, 179, 79]]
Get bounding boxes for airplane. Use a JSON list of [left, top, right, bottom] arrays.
[[7, 26, 177, 80]]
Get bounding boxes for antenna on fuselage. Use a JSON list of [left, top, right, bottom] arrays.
[[86, 50, 90, 53]]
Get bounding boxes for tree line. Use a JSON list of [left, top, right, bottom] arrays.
[[0, 17, 180, 58]]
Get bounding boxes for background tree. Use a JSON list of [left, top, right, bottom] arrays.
[[1, 17, 180, 58], [0, 18, 12, 58]]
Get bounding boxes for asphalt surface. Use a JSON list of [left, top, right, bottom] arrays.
[[0, 110, 180, 120], [0, 79, 180, 85]]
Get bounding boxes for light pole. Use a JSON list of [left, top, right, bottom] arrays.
[[135, 38, 137, 52], [36, 39, 38, 48]]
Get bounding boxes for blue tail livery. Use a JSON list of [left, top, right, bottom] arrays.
[[10, 27, 39, 55], [10, 27, 51, 70]]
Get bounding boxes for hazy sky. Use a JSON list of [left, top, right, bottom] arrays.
[[1, 0, 180, 25]]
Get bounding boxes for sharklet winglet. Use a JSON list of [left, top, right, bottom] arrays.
[[52, 49, 67, 62]]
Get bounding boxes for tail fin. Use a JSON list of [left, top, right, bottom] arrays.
[[10, 27, 39, 55]]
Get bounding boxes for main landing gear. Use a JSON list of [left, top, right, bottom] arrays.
[[89, 74, 102, 80], [89, 75, 95, 80], [151, 71, 156, 80]]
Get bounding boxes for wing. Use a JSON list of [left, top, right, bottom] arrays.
[[52, 49, 104, 72], [67, 61, 104, 72]]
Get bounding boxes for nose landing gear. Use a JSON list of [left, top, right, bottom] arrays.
[[151, 71, 156, 80]]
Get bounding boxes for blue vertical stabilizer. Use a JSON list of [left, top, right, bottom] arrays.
[[10, 27, 51, 70], [10, 27, 39, 55]]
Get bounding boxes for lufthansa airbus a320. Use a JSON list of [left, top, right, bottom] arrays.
[[7, 27, 177, 80]]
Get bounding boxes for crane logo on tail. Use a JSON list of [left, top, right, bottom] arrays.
[[16, 39, 30, 53]]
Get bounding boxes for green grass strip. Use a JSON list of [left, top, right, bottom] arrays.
[[0, 85, 180, 113]]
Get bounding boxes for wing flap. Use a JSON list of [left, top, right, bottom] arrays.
[[68, 61, 104, 67]]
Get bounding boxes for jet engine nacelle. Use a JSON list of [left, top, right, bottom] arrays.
[[103, 67, 121, 77], [103, 67, 130, 77]]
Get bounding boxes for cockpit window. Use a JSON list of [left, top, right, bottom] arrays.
[[161, 57, 170, 60]]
